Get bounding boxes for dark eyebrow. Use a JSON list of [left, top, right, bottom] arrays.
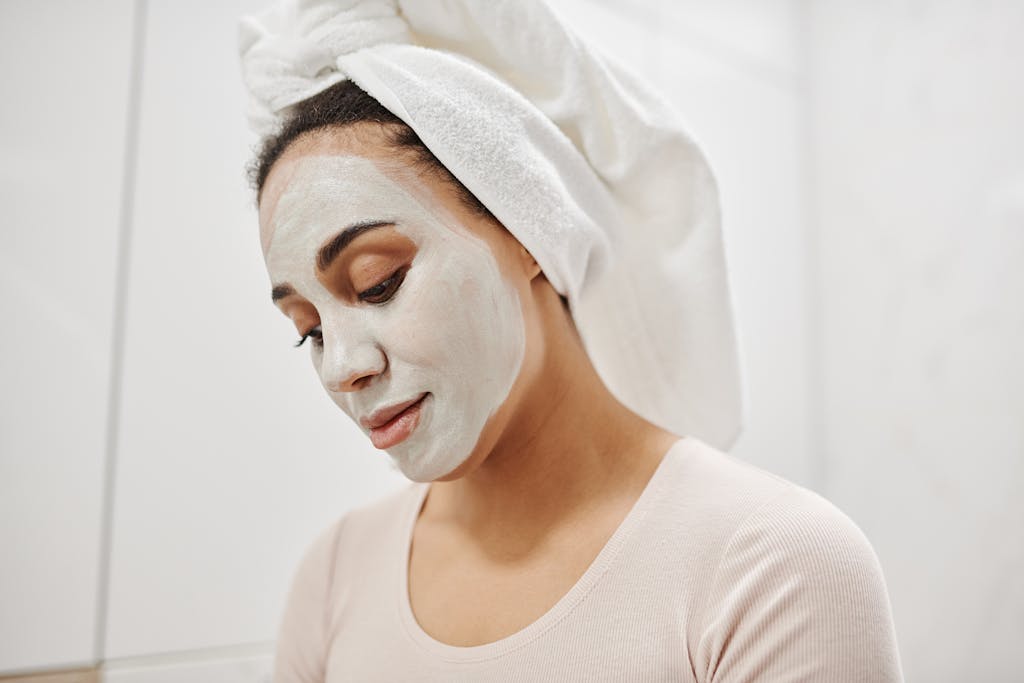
[[270, 219, 396, 304], [271, 283, 295, 303], [316, 219, 396, 272]]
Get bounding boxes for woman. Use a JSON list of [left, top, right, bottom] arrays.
[[240, 1, 904, 681]]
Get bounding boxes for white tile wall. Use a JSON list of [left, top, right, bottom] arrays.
[[576, 0, 802, 85], [0, 0, 134, 674], [806, 2, 1024, 680]]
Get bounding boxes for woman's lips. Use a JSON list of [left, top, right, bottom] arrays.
[[368, 393, 428, 449]]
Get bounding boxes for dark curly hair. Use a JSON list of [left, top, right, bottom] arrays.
[[245, 78, 498, 228]]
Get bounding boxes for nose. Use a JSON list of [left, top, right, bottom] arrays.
[[319, 329, 387, 393]]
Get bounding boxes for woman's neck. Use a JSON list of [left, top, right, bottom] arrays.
[[421, 309, 680, 553]]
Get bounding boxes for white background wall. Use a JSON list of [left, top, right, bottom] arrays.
[[0, 0, 135, 672], [806, 3, 1024, 680], [0, 1, 1019, 680]]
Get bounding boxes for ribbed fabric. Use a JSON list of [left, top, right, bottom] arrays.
[[272, 436, 904, 682]]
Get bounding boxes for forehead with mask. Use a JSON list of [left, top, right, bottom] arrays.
[[259, 128, 530, 482]]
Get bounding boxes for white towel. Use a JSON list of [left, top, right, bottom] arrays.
[[239, 0, 747, 451]]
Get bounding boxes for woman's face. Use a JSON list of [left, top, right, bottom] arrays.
[[258, 130, 529, 482]]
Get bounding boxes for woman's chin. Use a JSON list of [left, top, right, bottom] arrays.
[[387, 435, 476, 483], [393, 448, 462, 483]]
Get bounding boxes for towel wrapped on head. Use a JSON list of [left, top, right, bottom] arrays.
[[238, 0, 747, 451]]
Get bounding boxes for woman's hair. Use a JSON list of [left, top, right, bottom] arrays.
[[246, 78, 497, 227]]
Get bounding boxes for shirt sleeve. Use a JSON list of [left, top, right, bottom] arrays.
[[695, 487, 905, 682], [272, 515, 346, 683]]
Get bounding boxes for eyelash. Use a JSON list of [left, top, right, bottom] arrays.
[[293, 267, 408, 348], [293, 328, 322, 348]]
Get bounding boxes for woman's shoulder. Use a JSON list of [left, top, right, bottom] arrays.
[[272, 482, 422, 681], [298, 480, 423, 574], [668, 436, 872, 549], [670, 437, 904, 681], [671, 436, 891, 606], [282, 481, 421, 601], [671, 435, 807, 507]]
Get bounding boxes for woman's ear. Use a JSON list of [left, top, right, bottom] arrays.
[[517, 243, 542, 280]]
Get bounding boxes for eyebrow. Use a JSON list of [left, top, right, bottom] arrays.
[[270, 219, 396, 304]]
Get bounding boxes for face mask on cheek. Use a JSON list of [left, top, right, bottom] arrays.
[[377, 216, 527, 482], [270, 154, 527, 482]]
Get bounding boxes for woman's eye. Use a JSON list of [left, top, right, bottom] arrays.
[[358, 267, 407, 304], [294, 326, 323, 349]]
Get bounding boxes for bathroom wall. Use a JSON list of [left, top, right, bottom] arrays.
[[804, 3, 1024, 680], [0, 0, 135, 674]]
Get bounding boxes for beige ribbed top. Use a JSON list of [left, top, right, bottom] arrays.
[[272, 436, 904, 681]]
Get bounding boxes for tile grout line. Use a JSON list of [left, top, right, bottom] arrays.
[[94, 0, 148, 664]]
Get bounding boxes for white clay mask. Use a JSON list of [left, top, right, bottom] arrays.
[[263, 153, 526, 481]]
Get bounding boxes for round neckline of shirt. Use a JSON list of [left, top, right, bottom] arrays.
[[394, 435, 695, 663]]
